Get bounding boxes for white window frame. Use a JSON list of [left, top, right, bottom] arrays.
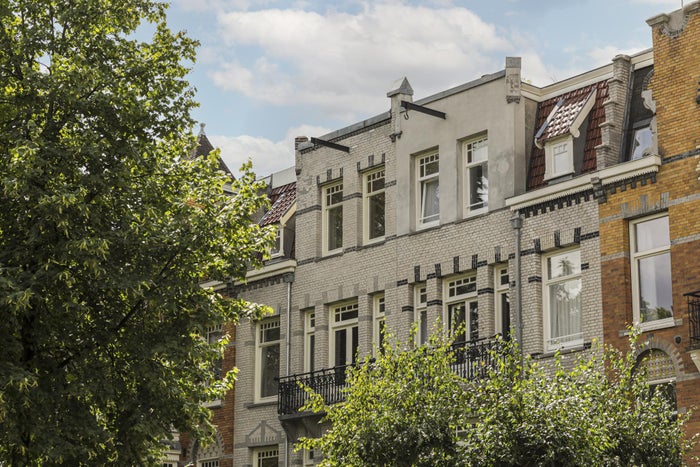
[[444, 274, 478, 343], [304, 310, 316, 373], [252, 446, 279, 467], [543, 248, 583, 351], [270, 224, 282, 258], [630, 213, 674, 330], [198, 459, 220, 467], [207, 323, 224, 381], [416, 152, 440, 228], [363, 167, 386, 244], [322, 182, 343, 255], [544, 135, 574, 180], [373, 293, 386, 355], [254, 318, 280, 403], [329, 301, 359, 367], [414, 283, 428, 345], [494, 266, 510, 336], [303, 448, 316, 466], [463, 134, 488, 214]]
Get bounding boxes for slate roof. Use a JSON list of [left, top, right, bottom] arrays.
[[527, 80, 609, 190], [191, 124, 233, 177], [260, 182, 296, 226]]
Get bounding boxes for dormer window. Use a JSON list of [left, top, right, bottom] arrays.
[[270, 225, 282, 257], [535, 87, 597, 183], [630, 124, 653, 160], [545, 137, 574, 180]]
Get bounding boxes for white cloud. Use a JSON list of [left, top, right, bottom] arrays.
[[211, 3, 514, 119], [209, 123, 331, 177], [586, 44, 650, 66]]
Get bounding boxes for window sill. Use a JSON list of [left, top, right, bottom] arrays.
[[465, 207, 488, 219], [321, 249, 343, 259], [202, 399, 222, 408], [532, 341, 592, 359], [618, 318, 682, 336], [245, 399, 278, 409], [417, 220, 440, 231]]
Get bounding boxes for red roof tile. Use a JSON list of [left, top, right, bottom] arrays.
[[260, 182, 296, 226], [527, 80, 609, 190]]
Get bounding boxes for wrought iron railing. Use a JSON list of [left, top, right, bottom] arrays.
[[277, 363, 356, 416], [277, 337, 502, 416], [685, 290, 700, 347], [450, 336, 503, 380]]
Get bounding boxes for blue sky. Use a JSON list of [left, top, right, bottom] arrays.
[[164, 0, 681, 177]]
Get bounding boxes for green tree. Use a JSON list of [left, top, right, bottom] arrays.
[[0, 1, 272, 464], [298, 331, 469, 466], [299, 333, 694, 466]]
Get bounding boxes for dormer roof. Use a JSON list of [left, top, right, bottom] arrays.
[[259, 182, 296, 226], [527, 80, 608, 190]]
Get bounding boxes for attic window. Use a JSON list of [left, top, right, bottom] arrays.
[[544, 137, 574, 180], [630, 125, 653, 160]]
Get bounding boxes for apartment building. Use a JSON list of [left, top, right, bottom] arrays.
[[179, 2, 700, 465]]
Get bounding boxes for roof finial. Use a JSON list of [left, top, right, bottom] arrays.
[[199, 122, 206, 135]]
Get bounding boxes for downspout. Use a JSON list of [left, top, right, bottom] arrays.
[[510, 212, 524, 364], [283, 273, 293, 467]]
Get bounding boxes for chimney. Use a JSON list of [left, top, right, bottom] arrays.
[[505, 56, 521, 104]]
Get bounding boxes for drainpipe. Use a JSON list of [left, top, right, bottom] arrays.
[[510, 212, 523, 362], [282, 273, 293, 467]]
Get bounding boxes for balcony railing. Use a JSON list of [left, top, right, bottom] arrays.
[[686, 290, 700, 347], [277, 363, 356, 416], [277, 336, 501, 416]]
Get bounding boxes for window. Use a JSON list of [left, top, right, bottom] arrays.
[[255, 318, 280, 401], [445, 275, 478, 343], [323, 182, 343, 254], [416, 152, 439, 227], [543, 249, 582, 350], [544, 137, 573, 180], [373, 294, 386, 354], [464, 135, 488, 212], [494, 266, 510, 337], [630, 125, 653, 160], [414, 284, 428, 345], [207, 324, 224, 379], [637, 349, 677, 412], [303, 449, 316, 466], [631, 214, 673, 327], [364, 168, 385, 242], [304, 310, 316, 373], [253, 447, 279, 467], [270, 224, 282, 257], [330, 301, 359, 367], [198, 460, 219, 467]]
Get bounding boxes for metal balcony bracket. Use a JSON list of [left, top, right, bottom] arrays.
[[401, 100, 446, 120], [310, 137, 350, 153]]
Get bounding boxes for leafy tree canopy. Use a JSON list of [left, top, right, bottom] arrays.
[[298, 332, 694, 466], [0, 0, 272, 464]]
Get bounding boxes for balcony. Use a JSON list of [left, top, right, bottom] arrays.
[[277, 336, 502, 417], [684, 290, 700, 372]]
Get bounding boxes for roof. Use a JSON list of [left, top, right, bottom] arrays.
[[527, 80, 609, 190], [259, 182, 296, 226], [191, 124, 233, 177]]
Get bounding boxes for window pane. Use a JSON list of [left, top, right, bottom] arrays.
[[635, 216, 670, 251], [420, 155, 439, 177], [468, 164, 488, 210], [334, 329, 346, 367], [500, 292, 510, 337], [468, 139, 488, 163], [309, 335, 315, 372], [328, 205, 343, 250], [631, 126, 653, 160], [421, 179, 440, 223], [469, 301, 479, 341], [548, 251, 581, 279], [552, 143, 568, 174], [549, 278, 582, 345], [419, 310, 428, 344], [368, 192, 385, 239], [449, 303, 466, 343], [638, 252, 673, 322], [261, 343, 279, 398]]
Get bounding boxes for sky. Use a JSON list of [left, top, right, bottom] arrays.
[[163, 0, 683, 177]]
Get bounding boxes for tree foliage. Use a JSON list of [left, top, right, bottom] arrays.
[[0, 1, 272, 464], [298, 332, 694, 466]]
